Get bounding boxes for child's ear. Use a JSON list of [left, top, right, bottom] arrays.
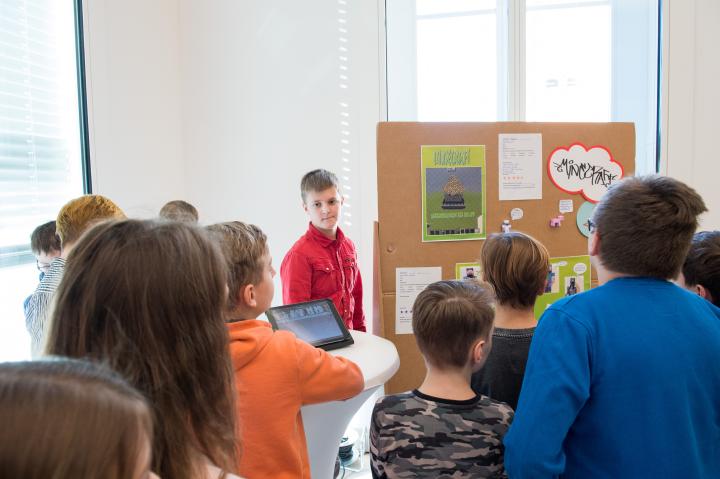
[[241, 284, 257, 308], [696, 284, 712, 302], [471, 338, 487, 365]]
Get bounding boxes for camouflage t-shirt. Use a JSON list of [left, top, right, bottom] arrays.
[[370, 389, 513, 479]]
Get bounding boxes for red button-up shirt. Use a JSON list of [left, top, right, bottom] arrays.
[[280, 223, 366, 331]]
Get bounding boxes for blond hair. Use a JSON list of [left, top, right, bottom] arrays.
[[56, 195, 125, 246]]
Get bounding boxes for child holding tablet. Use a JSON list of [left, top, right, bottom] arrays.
[[208, 221, 364, 479]]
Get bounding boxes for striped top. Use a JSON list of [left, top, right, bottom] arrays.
[[24, 257, 66, 358]]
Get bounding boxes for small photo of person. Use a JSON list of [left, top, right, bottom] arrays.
[[564, 276, 584, 296], [463, 267, 478, 280]]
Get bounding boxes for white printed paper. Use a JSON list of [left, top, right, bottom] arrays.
[[499, 133, 543, 201], [395, 267, 442, 335], [559, 199, 574, 213]]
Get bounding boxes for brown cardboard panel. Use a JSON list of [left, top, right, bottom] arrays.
[[381, 293, 426, 394], [376, 122, 635, 394], [372, 222, 382, 335], [377, 122, 635, 293]]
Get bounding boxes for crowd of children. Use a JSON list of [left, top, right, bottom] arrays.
[[5, 173, 720, 478]]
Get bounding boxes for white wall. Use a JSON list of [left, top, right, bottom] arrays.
[[661, 0, 720, 228], [83, 0, 186, 217], [178, 0, 381, 312]]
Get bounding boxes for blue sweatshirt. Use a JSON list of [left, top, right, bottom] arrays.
[[504, 277, 720, 478]]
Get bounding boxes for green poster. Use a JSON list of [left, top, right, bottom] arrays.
[[421, 145, 486, 242], [534, 255, 592, 319]]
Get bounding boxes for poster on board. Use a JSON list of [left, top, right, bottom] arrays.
[[534, 255, 592, 319], [421, 145, 486, 242], [547, 143, 623, 203]]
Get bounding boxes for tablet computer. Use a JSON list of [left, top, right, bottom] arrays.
[[266, 299, 354, 351]]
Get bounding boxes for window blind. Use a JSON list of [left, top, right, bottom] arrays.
[[0, 0, 85, 266]]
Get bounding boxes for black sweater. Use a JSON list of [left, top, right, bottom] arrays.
[[470, 327, 535, 411]]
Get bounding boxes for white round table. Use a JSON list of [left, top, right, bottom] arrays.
[[301, 331, 400, 478]]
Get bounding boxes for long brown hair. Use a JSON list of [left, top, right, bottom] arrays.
[[0, 358, 152, 479], [45, 219, 238, 479]]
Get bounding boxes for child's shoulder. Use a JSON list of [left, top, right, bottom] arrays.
[[475, 395, 514, 425]]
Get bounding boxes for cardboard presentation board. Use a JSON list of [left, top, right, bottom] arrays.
[[375, 122, 635, 394]]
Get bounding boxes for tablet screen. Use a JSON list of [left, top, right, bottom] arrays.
[[269, 300, 346, 346]]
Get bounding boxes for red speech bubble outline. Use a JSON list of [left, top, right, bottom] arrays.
[[546, 143, 624, 204]]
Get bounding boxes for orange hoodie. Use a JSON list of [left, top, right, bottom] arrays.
[[227, 319, 364, 479]]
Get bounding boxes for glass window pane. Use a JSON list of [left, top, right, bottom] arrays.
[[417, 0, 496, 16], [386, 0, 501, 121], [525, 2, 612, 121], [416, 13, 498, 121]]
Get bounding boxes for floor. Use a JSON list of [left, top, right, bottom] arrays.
[[341, 453, 371, 478]]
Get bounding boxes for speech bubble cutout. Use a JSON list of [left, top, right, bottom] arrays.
[[510, 208, 524, 220], [547, 143, 624, 203], [573, 262, 588, 274]]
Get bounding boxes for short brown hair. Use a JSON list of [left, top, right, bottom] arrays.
[[30, 221, 61, 254], [56, 195, 125, 246], [481, 232, 550, 309], [159, 200, 199, 223], [412, 280, 494, 369], [0, 358, 152, 479], [207, 221, 268, 310], [46, 220, 237, 479], [300, 169, 340, 202], [682, 231, 720, 306], [593, 175, 707, 279]]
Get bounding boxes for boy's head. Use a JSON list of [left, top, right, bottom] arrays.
[[56, 195, 126, 250], [481, 232, 549, 310], [589, 175, 706, 279], [300, 169, 343, 235], [412, 280, 494, 371], [206, 221, 275, 316], [678, 231, 720, 306], [30, 221, 61, 273], [159, 200, 199, 224]]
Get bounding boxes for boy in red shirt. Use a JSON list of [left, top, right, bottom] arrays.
[[281, 169, 366, 331], [207, 221, 364, 479]]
